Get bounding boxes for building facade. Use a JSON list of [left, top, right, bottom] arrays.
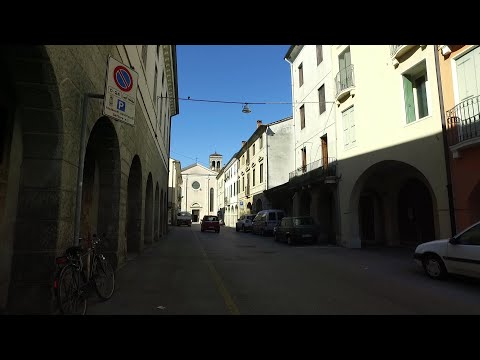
[[180, 154, 221, 223], [168, 158, 182, 225], [0, 45, 179, 313], [216, 166, 225, 223], [332, 45, 451, 248], [271, 45, 339, 243], [439, 45, 480, 233], [223, 153, 239, 227]]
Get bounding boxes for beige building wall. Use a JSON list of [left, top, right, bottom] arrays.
[[181, 164, 218, 222], [332, 45, 450, 248]]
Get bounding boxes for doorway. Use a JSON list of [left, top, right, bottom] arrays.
[[192, 209, 200, 223]]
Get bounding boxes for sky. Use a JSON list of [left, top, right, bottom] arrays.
[[170, 45, 293, 170]]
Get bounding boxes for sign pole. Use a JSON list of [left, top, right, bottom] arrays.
[[73, 93, 104, 247]]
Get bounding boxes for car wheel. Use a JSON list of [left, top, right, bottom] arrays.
[[287, 236, 293, 246], [242, 225, 245, 233], [274, 233, 278, 242], [423, 254, 447, 280], [235, 225, 239, 232]]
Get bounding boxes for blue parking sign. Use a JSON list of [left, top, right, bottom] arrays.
[[117, 99, 126, 112]]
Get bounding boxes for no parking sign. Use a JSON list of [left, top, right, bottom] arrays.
[[103, 57, 139, 126]]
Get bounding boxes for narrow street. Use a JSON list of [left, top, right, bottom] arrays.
[[88, 225, 480, 315]]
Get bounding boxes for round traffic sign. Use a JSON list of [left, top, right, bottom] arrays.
[[113, 65, 133, 92]]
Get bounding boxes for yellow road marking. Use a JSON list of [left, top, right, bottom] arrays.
[[194, 232, 240, 315]]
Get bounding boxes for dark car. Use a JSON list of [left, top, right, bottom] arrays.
[[274, 216, 317, 245], [235, 214, 256, 232], [201, 215, 220, 233]]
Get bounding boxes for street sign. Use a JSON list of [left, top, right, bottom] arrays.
[[103, 57, 138, 126]]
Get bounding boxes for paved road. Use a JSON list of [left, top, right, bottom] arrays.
[[87, 224, 480, 315]]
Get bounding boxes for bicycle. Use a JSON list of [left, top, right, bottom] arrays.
[[54, 233, 115, 315]]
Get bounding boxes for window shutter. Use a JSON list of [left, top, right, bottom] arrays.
[[343, 108, 350, 147], [349, 107, 355, 145], [403, 76, 416, 123]]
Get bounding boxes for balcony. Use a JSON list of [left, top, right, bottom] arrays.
[[390, 45, 425, 67], [289, 158, 338, 185], [335, 65, 355, 102], [446, 95, 480, 158]]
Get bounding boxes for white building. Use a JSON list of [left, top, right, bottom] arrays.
[[216, 166, 225, 223], [275, 45, 339, 243], [223, 153, 239, 227], [237, 118, 294, 216], [181, 154, 222, 223]]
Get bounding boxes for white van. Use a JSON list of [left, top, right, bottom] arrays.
[[252, 209, 285, 236]]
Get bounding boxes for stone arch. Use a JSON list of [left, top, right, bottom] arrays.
[[80, 116, 121, 255], [2, 46, 65, 313], [154, 182, 159, 241], [163, 190, 167, 235], [127, 155, 142, 253], [160, 188, 163, 238], [349, 160, 438, 248], [256, 198, 263, 212], [144, 173, 153, 245]]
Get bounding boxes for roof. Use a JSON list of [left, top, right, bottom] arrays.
[[210, 152, 222, 156]]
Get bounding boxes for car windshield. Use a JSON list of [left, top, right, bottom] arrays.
[[247, 215, 255, 220], [293, 217, 314, 226], [204, 216, 218, 221]]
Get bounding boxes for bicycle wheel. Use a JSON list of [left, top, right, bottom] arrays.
[[56, 265, 87, 315], [93, 255, 115, 300]]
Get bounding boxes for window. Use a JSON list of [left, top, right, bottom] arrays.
[[318, 85, 326, 115], [260, 163, 263, 183], [141, 45, 148, 67], [237, 180, 240, 194], [233, 182, 236, 196], [300, 105, 305, 129], [253, 144, 255, 156], [246, 148, 250, 164], [153, 65, 158, 104], [456, 46, 480, 102], [301, 147, 307, 168], [403, 61, 429, 124], [210, 188, 214, 212], [253, 169, 256, 186], [242, 176, 245, 191], [260, 135, 263, 149], [192, 181, 200, 190], [316, 45, 323, 65], [457, 223, 480, 245], [342, 106, 356, 148], [298, 63, 304, 87]]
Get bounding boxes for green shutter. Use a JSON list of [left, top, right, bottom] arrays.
[[403, 75, 416, 124]]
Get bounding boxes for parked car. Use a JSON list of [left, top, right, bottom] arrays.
[[414, 220, 480, 280], [176, 211, 192, 226], [236, 214, 256, 232], [200, 215, 220, 233], [274, 216, 318, 245], [252, 209, 285, 236]]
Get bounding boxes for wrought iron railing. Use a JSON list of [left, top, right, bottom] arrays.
[[390, 45, 403, 56], [289, 157, 337, 180], [335, 65, 355, 97], [446, 95, 480, 146]]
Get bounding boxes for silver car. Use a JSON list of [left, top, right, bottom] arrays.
[[235, 214, 256, 232]]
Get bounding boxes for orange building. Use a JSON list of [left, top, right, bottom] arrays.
[[438, 45, 480, 233]]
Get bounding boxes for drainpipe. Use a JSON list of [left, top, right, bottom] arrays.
[[73, 93, 104, 247], [434, 45, 457, 237]]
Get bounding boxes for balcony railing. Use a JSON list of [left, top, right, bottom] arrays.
[[446, 95, 480, 147], [335, 65, 355, 98], [289, 157, 337, 180], [390, 45, 406, 57]]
